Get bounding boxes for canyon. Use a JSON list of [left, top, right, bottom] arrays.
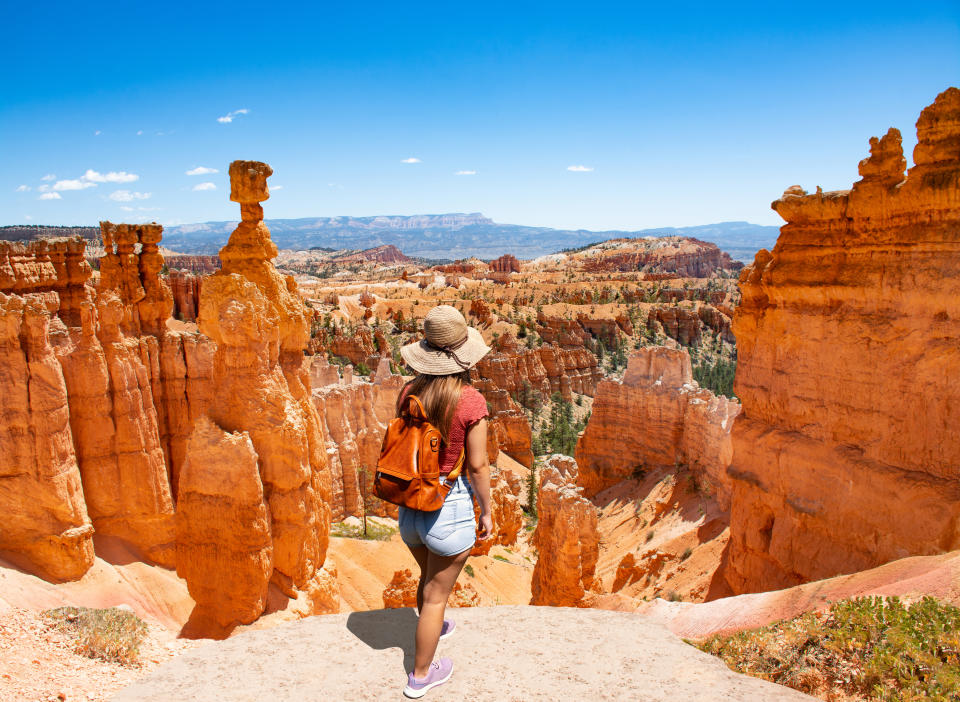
[[0, 88, 957, 702]]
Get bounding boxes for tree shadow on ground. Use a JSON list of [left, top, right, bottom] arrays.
[[346, 607, 417, 674]]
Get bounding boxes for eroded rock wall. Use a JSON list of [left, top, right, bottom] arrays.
[[575, 347, 740, 507], [726, 88, 960, 594], [530, 455, 599, 607]]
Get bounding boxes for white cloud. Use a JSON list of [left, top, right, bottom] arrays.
[[455, 170, 477, 175], [53, 179, 97, 191], [193, 182, 216, 191], [217, 108, 249, 124], [185, 166, 218, 176], [15, 185, 30, 192], [271, 185, 284, 190], [95, 130, 102, 136], [567, 165, 594, 172], [136, 130, 143, 135], [82, 169, 138, 183], [41, 174, 56, 181], [108, 190, 151, 202], [39, 192, 62, 200], [401, 157, 421, 164], [24, 215, 32, 220], [120, 206, 134, 211]]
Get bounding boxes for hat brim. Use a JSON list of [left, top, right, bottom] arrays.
[[400, 326, 491, 375]]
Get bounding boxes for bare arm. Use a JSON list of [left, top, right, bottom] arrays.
[[464, 418, 493, 539]]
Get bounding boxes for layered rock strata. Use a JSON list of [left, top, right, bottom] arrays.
[[726, 88, 960, 594], [0, 291, 94, 581], [575, 347, 740, 507], [0, 237, 92, 326], [169, 270, 202, 322], [530, 456, 599, 607]]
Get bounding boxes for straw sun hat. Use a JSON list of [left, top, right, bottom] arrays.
[[400, 305, 491, 375]]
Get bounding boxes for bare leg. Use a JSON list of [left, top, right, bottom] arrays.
[[408, 544, 429, 614], [413, 547, 470, 678]]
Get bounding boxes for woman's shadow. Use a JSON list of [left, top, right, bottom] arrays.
[[346, 608, 418, 673]]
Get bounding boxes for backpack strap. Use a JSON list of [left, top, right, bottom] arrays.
[[444, 448, 466, 486], [403, 394, 429, 421]]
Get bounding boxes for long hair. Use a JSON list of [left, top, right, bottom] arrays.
[[397, 370, 471, 444]]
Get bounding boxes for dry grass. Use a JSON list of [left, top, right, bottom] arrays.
[[42, 606, 148, 666]]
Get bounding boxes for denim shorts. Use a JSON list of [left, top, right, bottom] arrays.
[[398, 475, 476, 557]]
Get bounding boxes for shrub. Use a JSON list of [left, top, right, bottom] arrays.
[[680, 547, 693, 561], [43, 606, 147, 665], [493, 555, 510, 563], [464, 564, 475, 578], [645, 530, 655, 542], [667, 591, 683, 602], [695, 596, 960, 701]]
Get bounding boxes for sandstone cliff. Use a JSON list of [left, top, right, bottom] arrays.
[[726, 88, 960, 594], [575, 347, 740, 507]]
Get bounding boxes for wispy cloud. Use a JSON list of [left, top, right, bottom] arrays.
[[24, 215, 32, 220], [136, 130, 143, 136], [271, 185, 284, 190], [185, 166, 218, 176], [401, 157, 421, 164], [455, 170, 477, 175], [41, 174, 56, 181], [95, 130, 102, 136], [108, 190, 151, 202], [39, 192, 62, 200], [217, 108, 249, 124], [193, 182, 216, 191], [53, 179, 97, 191], [567, 165, 594, 172], [83, 169, 139, 183], [15, 185, 30, 192]]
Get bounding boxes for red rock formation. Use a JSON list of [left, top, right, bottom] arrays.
[[0, 237, 92, 327], [183, 161, 334, 612], [530, 455, 600, 607], [577, 237, 742, 276], [0, 291, 94, 581], [99, 222, 173, 337], [328, 325, 383, 369], [726, 89, 960, 594], [474, 334, 601, 402], [331, 244, 411, 265], [169, 270, 202, 322], [536, 312, 588, 347], [488, 254, 521, 273], [55, 290, 177, 567], [175, 417, 273, 631], [382, 568, 481, 608], [470, 465, 523, 556], [165, 255, 221, 274], [468, 298, 491, 324], [647, 306, 702, 346], [575, 348, 740, 507]]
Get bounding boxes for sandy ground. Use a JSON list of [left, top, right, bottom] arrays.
[[113, 606, 813, 701]]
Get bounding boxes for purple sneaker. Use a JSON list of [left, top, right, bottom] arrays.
[[403, 657, 453, 698], [439, 618, 456, 640]]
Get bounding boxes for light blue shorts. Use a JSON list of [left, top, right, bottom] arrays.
[[398, 475, 476, 557]]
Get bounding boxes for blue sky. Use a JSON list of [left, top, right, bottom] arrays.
[[3, 1, 958, 231]]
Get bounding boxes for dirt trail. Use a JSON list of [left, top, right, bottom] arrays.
[[113, 606, 813, 701]]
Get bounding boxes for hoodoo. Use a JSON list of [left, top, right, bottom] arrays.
[[726, 88, 960, 594]]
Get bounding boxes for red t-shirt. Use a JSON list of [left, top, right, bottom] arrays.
[[399, 384, 489, 474]]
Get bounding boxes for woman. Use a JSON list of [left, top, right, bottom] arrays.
[[397, 305, 494, 699]]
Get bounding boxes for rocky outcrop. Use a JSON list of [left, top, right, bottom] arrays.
[[475, 334, 601, 402], [327, 326, 385, 369], [576, 237, 742, 276], [311, 369, 404, 520], [0, 237, 92, 327], [169, 270, 202, 322], [165, 255, 221, 274], [330, 245, 410, 265], [99, 222, 173, 337], [181, 161, 334, 621], [488, 254, 521, 273], [530, 456, 599, 607], [382, 569, 481, 608], [0, 291, 94, 581], [470, 465, 523, 556], [726, 89, 960, 594], [176, 417, 273, 631], [575, 348, 740, 507]]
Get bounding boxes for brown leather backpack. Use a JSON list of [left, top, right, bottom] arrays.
[[374, 394, 464, 511]]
